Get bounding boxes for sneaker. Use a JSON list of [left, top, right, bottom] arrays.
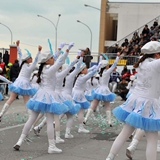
[[33, 126, 41, 136], [65, 133, 74, 139], [78, 127, 90, 133], [56, 137, 65, 143]]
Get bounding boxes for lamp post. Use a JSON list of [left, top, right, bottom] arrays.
[[77, 20, 92, 51], [84, 4, 100, 11], [0, 22, 13, 44], [37, 14, 61, 51]]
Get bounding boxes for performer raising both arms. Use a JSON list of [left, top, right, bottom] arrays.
[[0, 40, 42, 122]]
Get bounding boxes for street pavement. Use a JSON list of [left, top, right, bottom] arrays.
[[0, 96, 159, 160]]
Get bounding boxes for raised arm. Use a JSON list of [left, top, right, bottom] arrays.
[[16, 40, 22, 65], [0, 75, 12, 84]]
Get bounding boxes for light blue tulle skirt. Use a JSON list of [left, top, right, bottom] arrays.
[[26, 88, 71, 115], [0, 92, 3, 101], [74, 100, 90, 109], [9, 78, 37, 96], [126, 92, 132, 99], [113, 94, 160, 131], [92, 89, 116, 102]]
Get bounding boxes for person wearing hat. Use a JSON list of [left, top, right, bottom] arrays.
[[0, 40, 42, 122], [84, 52, 120, 126], [72, 54, 100, 133], [105, 41, 160, 160], [13, 42, 73, 153], [126, 75, 137, 99]]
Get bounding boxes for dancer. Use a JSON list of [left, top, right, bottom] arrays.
[[0, 40, 41, 121], [13, 42, 72, 153], [106, 41, 160, 160], [72, 55, 100, 133], [84, 52, 120, 126], [0, 75, 12, 101]]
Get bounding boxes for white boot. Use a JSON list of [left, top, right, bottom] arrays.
[[106, 153, 115, 160], [33, 117, 46, 136], [48, 139, 62, 154], [78, 124, 90, 133], [106, 110, 112, 127], [65, 127, 74, 139], [0, 103, 10, 121], [56, 131, 65, 143], [83, 108, 93, 124], [126, 138, 139, 159], [13, 134, 27, 150], [157, 140, 160, 152]]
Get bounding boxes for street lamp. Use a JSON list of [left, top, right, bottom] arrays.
[[37, 14, 61, 51], [0, 22, 13, 44], [84, 4, 100, 11], [77, 20, 92, 51]]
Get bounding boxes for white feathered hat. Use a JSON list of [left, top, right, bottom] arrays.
[[38, 51, 53, 64], [80, 63, 86, 71], [21, 49, 32, 61], [141, 41, 160, 54], [100, 60, 109, 68]]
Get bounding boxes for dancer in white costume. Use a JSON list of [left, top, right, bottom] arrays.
[[0, 40, 41, 121], [72, 55, 100, 133], [126, 75, 137, 99], [84, 52, 120, 126], [106, 41, 160, 160], [0, 75, 12, 101], [13, 43, 72, 153]]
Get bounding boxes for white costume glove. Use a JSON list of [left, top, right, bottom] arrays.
[[58, 42, 66, 49], [68, 42, 74, 50], [77, 50, 82, 56]]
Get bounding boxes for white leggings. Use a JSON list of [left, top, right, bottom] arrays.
[[109, 124, 158, 160], [22, 111, 55, 139]]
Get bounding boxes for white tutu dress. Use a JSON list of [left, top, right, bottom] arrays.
[[85, 76, 99, 101], [62, 57, 83, 114], [9, 46, 40, 96], [92, 56, 119, 102], [27, 52, 70, 115], [72, 67, 97, 109], [113, 58, 160, 131]]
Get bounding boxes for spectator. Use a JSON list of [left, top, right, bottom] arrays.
[[142, 25, 150, 36], [121, 65, 131, 82], [10, 59, 20, 99], [109, 67, 121, 93], [117, 78, 129, 101], [83, 47, 93, 68], [3, 50, 10, 66], [121, 38, 129, 47]]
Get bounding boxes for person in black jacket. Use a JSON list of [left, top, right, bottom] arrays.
[[3, 50, 10, 66], [10, 60, 19, 99]]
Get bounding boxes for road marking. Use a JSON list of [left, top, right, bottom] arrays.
[[0, 123, 25, 132]]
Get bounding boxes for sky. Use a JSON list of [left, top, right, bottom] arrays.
[[0, 0, 160, 58]]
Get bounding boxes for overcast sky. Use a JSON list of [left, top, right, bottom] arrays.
[[0, 0, 160, 57]]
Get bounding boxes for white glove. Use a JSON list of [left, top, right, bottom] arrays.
[[58, 42, 66, 49], [68, 42, 74, 50], [77, 50, 82, 56]]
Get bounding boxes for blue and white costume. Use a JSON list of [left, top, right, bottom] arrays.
[[0, 75, 12, 100], [113, 57, 160, 131], [85, 75, 99, 101], [72, 65, 97, 109], [9, 47, 40, 96], [55, 59, 78, 111], [62, 57, 83, 114], [92, 56, 119, 102], [27, 51, 70, 115]]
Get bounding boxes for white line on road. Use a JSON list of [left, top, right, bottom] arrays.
[[0, 123, 25, 132]]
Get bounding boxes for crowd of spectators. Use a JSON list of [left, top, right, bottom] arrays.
[[0, 51, 20, 100], [107, 20, 160, 64]]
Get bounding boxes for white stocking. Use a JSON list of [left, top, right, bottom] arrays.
[[134, 129, 145, 141], [22, 111, 39, 135], [54, 115, 60, 131], [145, 131, 158, 160], [109, 124, 135, 155], [66, 112, 73, 128], [46, 113, 55, 139], [90, 99, 99, 111]]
